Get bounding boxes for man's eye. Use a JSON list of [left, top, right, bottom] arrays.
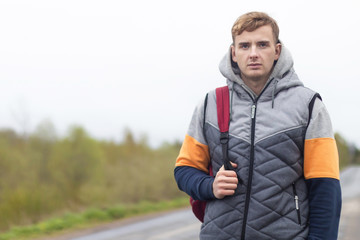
[[239, 44, 249, 49], [259, 42, 268, 48]]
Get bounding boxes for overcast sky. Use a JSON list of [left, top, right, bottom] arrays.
[[0, 0, 359, 148]]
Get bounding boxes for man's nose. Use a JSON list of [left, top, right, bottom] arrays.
[[249, 46, 259, 59]]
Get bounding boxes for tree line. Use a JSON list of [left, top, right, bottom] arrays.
[[0, 121, 358, 232], [0, 121, 183, 232]]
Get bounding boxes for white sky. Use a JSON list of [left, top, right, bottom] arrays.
[[0, 0, 359, 147]]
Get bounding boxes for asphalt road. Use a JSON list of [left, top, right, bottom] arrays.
[[53, 166, 360, 240], [71, 209, 201, 240], [338, 166, 360, 240]]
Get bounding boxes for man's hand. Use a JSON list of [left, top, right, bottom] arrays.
[[213, 162, 238, 199]]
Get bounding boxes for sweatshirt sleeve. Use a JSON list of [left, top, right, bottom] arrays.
[[304, 98, 342, 240], [174, 166, 215, 200], [175, 98, 210, 172], [174, 97, 215, 200]]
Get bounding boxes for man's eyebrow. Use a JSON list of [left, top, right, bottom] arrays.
[[238, 40, 271, 45], [238, 41, 249, 45], [257, 40, 271, 44]]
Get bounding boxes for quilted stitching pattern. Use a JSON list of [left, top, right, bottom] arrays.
[[200, 124, 309, 239]]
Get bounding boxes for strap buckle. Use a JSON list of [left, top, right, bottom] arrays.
[[220, 132, 229, 145]]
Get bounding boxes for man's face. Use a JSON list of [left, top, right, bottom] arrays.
[[231, 25, 281, 84]]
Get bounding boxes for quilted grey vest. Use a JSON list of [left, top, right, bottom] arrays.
[[200, 83, 316, 240]]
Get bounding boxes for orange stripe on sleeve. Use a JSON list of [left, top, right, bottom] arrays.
[[304, 138, 340, 180], [175, 134, 210, 173]]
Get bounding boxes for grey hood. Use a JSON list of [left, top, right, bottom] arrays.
[[218, 42, 304, 98]]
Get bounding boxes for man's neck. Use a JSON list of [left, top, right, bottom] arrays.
[[241, 76, 269, 96]]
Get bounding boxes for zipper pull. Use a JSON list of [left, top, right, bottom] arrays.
[[251, 105, 256, 119], [294, 195, 299, 210], [293, 182, 302, 225]]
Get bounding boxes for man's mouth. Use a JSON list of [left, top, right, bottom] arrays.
[[248, 63, 261, 67]]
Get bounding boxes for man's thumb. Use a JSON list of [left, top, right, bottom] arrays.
[[219, 165, 225, 171]]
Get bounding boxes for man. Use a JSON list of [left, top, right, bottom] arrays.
[[174, 12, 341, 240]]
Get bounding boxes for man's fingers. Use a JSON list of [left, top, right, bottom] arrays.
[[217, 169, 238, 179], [213, 162, 240, 199], [219, 161, 238, 171], [230, 161, 237, 168], [217, 182, 238, 190], [217, 174, 238, 184], [216, 189, 236, 198]]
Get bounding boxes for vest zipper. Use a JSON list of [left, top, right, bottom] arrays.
[[240, 102, 256, 240], [240, 79, 274, 240], [292, 182, 302, 225]]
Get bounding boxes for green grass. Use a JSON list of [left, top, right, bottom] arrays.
[[0, 197, 189, 240]]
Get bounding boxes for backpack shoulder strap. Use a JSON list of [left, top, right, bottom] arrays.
[[216, 86, 230, 133], [216, 86, 233, 171]]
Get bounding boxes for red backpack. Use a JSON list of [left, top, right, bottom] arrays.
[[189, 86, 232, 222]]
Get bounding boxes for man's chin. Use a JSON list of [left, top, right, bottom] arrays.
[[243, 73, 267, 82]]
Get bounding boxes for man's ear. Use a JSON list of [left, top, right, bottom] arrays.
[[275, 43, 281, 60], [231, 44, 237, 62]]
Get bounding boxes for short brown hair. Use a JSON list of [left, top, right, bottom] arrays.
[[231, 12, 279, 44]]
